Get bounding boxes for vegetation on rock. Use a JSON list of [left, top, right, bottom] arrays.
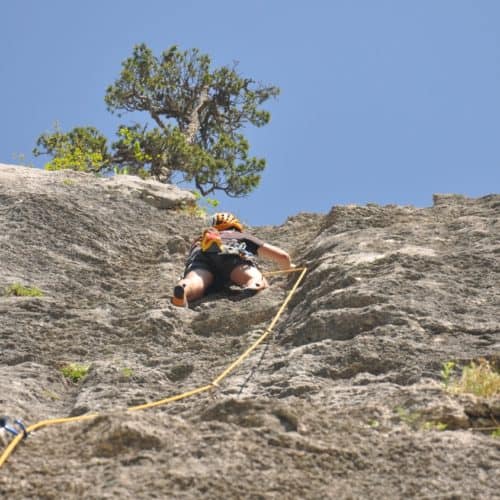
[[60, 363, 90, 384], [5, 283, 44, 297], [1, 166, 498, 498], [33, 44, 279, 198], [447, 358, 500, 398]]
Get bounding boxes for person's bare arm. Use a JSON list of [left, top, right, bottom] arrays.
[[257, 243, 294, 270]]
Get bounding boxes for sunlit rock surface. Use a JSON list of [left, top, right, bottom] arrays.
[[0, 164, 499, 499]]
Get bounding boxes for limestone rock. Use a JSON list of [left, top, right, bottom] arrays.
[[0, 164, 499, 499], [105, 174, 196, 209], [0, 163, 195, 209]]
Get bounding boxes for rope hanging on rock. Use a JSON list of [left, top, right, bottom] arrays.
[[0, 267, 307, 470]]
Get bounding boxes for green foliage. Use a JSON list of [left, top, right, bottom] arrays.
[[422, 421, 448, 431], [121, 367, 134, 378], [449, 359, 500, 398], [441, 360, 456, 386], [112, 124, 169, 179], [105, 44, 278, 196], [113, 165, 130, 176], [492, 428, 500, 438], [395, 406, 421, 428], [395, 407, 447, 432], [60, 363, 90, 383], [34, 44, 279, 197], [5, 283, 44, 297], [34, 124, 111, 173], [182, 190, 220, 217]]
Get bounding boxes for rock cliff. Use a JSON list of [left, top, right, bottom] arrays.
[[0, 164, 499, 499]]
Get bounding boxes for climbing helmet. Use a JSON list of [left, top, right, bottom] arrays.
[[211, 212, 243, 232]]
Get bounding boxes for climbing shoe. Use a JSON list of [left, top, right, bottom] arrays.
[[243, 280, 267, 291], [171, 285, 188, 307]]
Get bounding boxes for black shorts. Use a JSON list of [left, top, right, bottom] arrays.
[[184, 249, 257, 289]]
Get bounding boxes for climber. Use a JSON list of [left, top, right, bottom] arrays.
[[171, 212, 295, 307]]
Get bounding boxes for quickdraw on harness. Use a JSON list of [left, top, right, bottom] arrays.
[[0, 416, 28, 440], [199, 228, 256, 263]]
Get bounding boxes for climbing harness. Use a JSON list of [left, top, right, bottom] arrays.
[[0, 266, 307, 470], [199, 228, 257, 263]]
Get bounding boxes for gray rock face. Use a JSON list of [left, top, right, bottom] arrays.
[[0, 164, 499, 499]]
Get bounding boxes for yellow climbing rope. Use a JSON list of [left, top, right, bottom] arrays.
[[0, 267, 307, 469]]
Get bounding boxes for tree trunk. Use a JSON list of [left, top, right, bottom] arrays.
[[185, 86, 209, 145]]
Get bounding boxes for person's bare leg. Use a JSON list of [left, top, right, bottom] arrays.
[[173, 269, 214, 306], [229, 263, 268, 291]]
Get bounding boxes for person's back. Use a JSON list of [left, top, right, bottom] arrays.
[[171, 213, 294, 307]]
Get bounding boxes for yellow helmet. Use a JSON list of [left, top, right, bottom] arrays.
[[211, 212, 243, 232]]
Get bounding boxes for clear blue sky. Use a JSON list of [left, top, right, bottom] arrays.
[[2, 1, 499, 226]]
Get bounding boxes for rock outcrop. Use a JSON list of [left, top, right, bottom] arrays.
[[0, 164, 499, 499]]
